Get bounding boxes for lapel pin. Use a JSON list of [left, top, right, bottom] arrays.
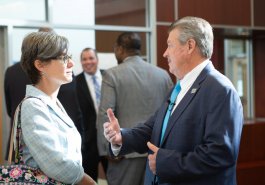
[[191, 88, 197, 94]]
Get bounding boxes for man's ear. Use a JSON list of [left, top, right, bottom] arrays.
[[118, 45, 124, 54], [187, 38, 196, 54]]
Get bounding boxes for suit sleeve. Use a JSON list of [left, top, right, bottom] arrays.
[[97, 71, 116, 156], [118, 112, 157, 155]]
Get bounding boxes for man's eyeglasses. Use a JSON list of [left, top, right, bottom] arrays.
[[56, 54, 72, 64]]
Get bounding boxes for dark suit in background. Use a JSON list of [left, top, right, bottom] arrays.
[[76, 72, 105, 181], [4, 62, 29, 120], [57, 76, 83, 133], [76, 48, 108, 182], [4, 62, 83, 158]]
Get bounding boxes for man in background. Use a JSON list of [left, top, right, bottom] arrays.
[[97, 32, 173, 185], [76, 48, 108, 182]]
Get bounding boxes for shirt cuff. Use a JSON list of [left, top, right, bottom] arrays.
[[111, 144, 122, 156]]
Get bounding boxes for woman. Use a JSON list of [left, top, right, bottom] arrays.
[[15, 31, 96, 185]]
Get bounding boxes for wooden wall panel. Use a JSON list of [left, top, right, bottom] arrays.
[[96, 31, 147, 54], [178, 0, 251, 26], [253, 0, 265, 27], [211, 36, 224, 74], [96, 9, 145, 26], [238, 122, 265, 163], [156, 25, 176, 82], [237, 121, 265, 185], [156, 0, 175, 22], [253, 32, 265, 117]]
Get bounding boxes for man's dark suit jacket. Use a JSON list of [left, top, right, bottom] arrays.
[[76, 71, 107, 181], [116, 62, 244, 185], [4, 62, 83, 157]]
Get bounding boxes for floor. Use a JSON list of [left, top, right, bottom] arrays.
[[98, 162, 108, 185], [98, 179, 108, 185]]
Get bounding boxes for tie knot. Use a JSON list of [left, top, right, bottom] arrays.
[[169, 81, 181, 103], [175, 81, 181, 92]]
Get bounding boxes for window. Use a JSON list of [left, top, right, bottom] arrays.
[[0, 0, 45, 21], [95, 0, 146, 26]]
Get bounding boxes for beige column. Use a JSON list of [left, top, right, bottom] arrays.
[[0, 96, 3, 164]]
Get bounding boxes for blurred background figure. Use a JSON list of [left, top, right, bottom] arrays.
[[97, 32, 173, 185], [76, 47, 108, 182]]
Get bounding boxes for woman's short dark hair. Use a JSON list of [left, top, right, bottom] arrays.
[[20, 32, 69, 84]]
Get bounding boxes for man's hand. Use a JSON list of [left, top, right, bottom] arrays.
[[147, 142, 159, 175], [103, 108, 122, 145]]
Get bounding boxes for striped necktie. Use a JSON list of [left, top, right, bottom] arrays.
[[160, 81, 181, 145], [92, 75, 101, 107]]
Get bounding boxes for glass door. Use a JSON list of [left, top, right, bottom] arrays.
[[224, 39, 253, 118]]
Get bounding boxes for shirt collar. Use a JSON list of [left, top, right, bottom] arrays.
[[123, 55, 141, 63], [179, 59, 210, 90], [84, 69, 101, 80]]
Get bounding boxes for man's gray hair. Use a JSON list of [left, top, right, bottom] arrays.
[[169, 16, 214, 59]]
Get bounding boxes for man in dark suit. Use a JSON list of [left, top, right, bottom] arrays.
[[76, 48, 108, 182], [103, 17, 244, 185]]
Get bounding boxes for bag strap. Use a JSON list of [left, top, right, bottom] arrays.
[[8, 96, 42, 164], [8, 116, 15, 164], [8, 98, 23, 164]]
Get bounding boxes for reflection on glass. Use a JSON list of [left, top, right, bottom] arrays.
[[225, 39, 251, 118], [55, 29, 96, 74], [0, 0, 45, 21], [53, 0, 95, 25], [95, 30, 147, 55], [95, 0, 146, 26], [12, 28, 38, 64]]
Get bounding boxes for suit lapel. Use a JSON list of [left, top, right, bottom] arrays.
[[154, 100, 170, 146], [160, 62, 214, 146], [45, 98, 74, 127]]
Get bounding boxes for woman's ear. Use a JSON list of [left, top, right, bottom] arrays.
[[34, 59, 45, 72]]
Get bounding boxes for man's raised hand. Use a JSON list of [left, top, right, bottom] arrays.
[[103, 108, 122, 145]]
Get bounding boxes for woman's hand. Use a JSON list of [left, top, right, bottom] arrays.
[[77, 173, 98, 185]]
